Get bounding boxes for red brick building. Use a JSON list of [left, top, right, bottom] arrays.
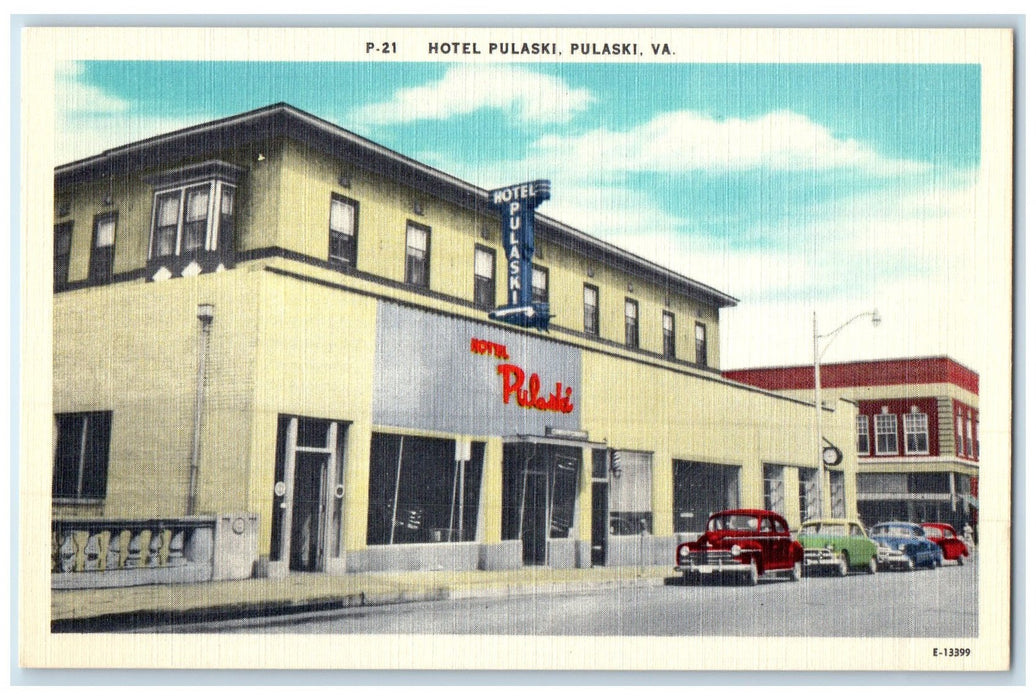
[[724, 357, 979, 533]]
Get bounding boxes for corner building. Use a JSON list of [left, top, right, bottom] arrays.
[[53, 104, 857, 579], [724, 357, 979, 534]]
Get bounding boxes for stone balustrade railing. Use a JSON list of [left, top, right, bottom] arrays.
[[51, 514, 258, 589]]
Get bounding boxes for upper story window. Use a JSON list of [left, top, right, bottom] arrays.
[[965, 413, 974, 458], [624, 298, 639, 348], [695, 321, 707, 366], [329, 194, 358, 266], [145, 161, 245, 264], [662, 311, 676, 358], [89, 213, 117, 283], [956, 410, 964, 455], [54, 221, 73, 291], [875, 413, 898, 455], [474, 245, 495, 309], [583, 284, 599, 336], [904, 411, 929, 455], [405, 221, 430, 287], [856, 414, 870, 454], [531, 265, 549, 305], [53, 411, 112, 501]]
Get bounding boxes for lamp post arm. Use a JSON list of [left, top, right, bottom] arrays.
[[816, 311, 878, 361]]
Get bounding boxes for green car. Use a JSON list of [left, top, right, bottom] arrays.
[[796, 519, 879, 576]]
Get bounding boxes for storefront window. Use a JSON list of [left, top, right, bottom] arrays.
[[609, 451, 653, 534], [799, 467, 821, 523], [763, 464, 785, 515], [830, 470, 846, 518], [366, 433, 483, 545]]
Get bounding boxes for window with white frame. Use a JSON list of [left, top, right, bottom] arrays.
[[531, 265, 549, 305], [695, 321, 707, 366], [965, 413, 974, 458], [904, 411, 930, 455], [583, 284, 599, 335], [473, 245, 495, 309], [875, 413, 899, 455], [150, 181, 236, 259], [89, 213, 117, 283], [609, 450, 653, 534], [405, 222, 430, 287], [625, 298, 639, 348], [956, 410, 965, 455], [662, 311, 675, 358], [328, 194, 358, 266], [857, 414, 870, 454]]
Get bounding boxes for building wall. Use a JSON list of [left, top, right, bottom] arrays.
[[53, 271, 263, 519]]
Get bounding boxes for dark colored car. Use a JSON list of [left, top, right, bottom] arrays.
[[922, 522, 970, 565], [870, 521, 943, 570], [674, 509, 803, 586]]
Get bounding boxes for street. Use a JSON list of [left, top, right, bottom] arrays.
[[140, 555, 978, 637]]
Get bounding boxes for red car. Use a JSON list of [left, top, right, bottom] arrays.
[[922, 522, 970, 565], [674, 509, 804, 585]]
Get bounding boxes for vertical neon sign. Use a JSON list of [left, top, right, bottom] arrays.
[[487, 180, 551, 330]]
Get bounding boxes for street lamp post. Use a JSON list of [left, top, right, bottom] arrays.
[[813, 309, 881, 517]]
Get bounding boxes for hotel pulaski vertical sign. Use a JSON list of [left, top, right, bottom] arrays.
[[488, 179, 551, 330]]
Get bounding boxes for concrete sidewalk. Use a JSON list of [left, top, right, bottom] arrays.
[[51, 565, 675, 631]]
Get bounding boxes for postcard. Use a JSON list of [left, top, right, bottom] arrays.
[[18, 24, 1014, 671]]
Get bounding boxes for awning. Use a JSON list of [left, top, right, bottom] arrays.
[[503, 434, 607, 450]]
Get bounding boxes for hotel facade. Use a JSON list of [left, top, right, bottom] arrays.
[[52, 104, 858, 582]]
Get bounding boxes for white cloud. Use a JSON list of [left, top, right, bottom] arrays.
[[54, 63, 201, 163], [533, 110, 929, 175], [350, 65, 594, 126]]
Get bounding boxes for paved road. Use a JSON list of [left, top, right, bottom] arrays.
[[144, 556, 978, 637]]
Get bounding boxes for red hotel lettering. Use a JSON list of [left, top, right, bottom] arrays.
[[470, 337, 510, 360], [497, 364, 574, 414]]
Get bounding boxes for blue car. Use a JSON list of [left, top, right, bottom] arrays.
[[869, 522, 943, 570]]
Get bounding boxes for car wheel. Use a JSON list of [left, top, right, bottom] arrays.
[[930, 554, 941, 569], [958, 555, 966, 566], [867, 556, 878, 575], [745, 561, 759, 586], [836, 552, 849, 577], [905, 557, 915, 571], [788, 561, 802, 582]]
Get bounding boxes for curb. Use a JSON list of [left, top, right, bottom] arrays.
[[51, 572, 673, 632]]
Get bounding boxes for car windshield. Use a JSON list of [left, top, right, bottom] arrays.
[[800, 523, 845, 536], [708, 514, 758, 532], [923, 526, 943, 538], [872, 525, 920, 538]]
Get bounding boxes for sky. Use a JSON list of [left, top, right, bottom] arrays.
[[56, 60, 986, 372]]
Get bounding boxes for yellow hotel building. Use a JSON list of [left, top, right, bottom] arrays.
[[52, 104, 858, 581]]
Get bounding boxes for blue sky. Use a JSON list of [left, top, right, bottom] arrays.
[[57, 60, 984, 370]]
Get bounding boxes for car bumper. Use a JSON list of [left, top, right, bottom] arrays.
[[803, 548, 842, 569], [878, 550, 911, 567], [675, 552, 753, 575]]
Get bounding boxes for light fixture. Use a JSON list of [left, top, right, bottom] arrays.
[[413, 201, 424, 215], [197, 303, 215, 324], [57, 200, 71, 217], [627, 283, 634, 293], [102, 193, 114, 207], [587, 266, 595, 278], [256, 153, 266, 162], [338, 174, 351, 188], [480, 225, 492, 240]]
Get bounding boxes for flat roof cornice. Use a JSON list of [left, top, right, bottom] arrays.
[[54, 103, 737, 309]]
